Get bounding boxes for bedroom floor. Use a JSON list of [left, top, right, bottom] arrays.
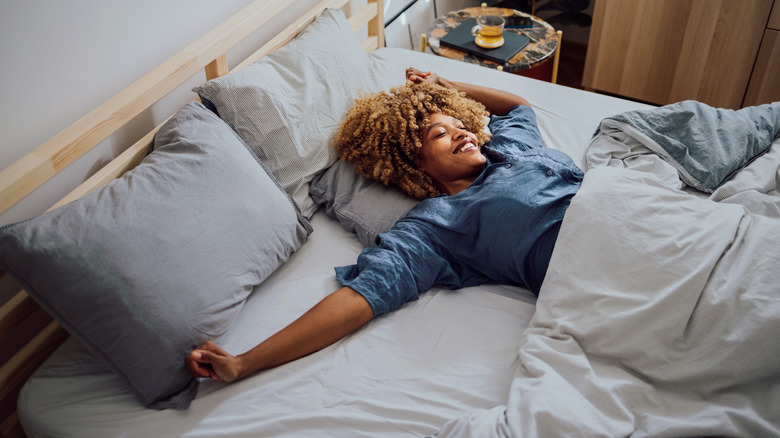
[[555, 41, 586, 90]]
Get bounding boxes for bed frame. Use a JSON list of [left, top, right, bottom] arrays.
[[0, 1, 384, 436]]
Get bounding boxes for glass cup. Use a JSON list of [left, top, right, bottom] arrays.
[[471, 15, 505, 49]]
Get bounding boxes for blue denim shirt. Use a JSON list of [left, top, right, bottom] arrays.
[[335, 106, 583, 317]]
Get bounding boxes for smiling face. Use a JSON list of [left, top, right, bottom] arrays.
[[418, 113, 487, 195], [335, 81, 491, 200]]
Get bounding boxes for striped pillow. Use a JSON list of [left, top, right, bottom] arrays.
[[194, 8, 384, 218]]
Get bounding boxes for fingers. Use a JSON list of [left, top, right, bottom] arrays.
[[186, 350, 214, 379], [186, 350, 221, 380], [186, 341, 228, 380], [406, 67, 430, 83], [406, 67, 427, 77]]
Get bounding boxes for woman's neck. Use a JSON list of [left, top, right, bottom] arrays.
[[437, 174, 480, 196]]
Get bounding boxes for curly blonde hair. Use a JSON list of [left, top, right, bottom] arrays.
[[334, 81, 490, 199]]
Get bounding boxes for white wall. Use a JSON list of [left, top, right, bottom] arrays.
[[385, 0, 434, 51], [384, 0, 477, 51], [0, 0, 331, 226]]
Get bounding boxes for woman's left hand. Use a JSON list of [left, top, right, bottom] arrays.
[[406, 67, 441, 85], [405, 66, 530, 114]]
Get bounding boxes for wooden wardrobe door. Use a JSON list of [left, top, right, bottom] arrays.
[[583, 0, 774, 109]]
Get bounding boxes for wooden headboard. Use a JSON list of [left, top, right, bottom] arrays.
[[0, 1, 384, 436]]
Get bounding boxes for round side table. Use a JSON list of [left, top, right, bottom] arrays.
[[424, 7, 560, 78]]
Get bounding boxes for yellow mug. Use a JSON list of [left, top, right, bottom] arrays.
[[471, 15, 505, 49]]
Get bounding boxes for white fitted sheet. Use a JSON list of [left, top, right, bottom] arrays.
[[19, 48, 653, 437]]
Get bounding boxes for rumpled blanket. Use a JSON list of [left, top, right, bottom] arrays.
[[584, 100, 780, 192], [436, 101, 780, 437]]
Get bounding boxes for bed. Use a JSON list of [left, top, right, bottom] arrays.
[[1, 0, 779, 437]]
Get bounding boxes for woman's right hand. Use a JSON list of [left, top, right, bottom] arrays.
[[186, 340, 244, 382]]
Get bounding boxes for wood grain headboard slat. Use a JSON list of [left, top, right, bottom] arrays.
[[352, 0, 385, 47], [205, 54, 230, 81], [0, 321, 68, 401], [0, 412, 23, 438], [368, 0, 385, 48], [349, 1, 379, 32], [361, 36, 380, 52], [0, 292, 38, 339]]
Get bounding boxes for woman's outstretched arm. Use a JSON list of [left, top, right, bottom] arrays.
[[186, 286, 374, 382], [406, 67, 530, 116]]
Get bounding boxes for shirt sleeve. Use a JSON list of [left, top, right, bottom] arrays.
[[483, 105, 543, 163], [334, 221, 463, 317]]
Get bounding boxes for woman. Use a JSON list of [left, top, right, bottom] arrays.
[[186, 68, 583, 382]]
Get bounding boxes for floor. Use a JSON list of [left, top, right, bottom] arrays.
[[554, 41, 587, 90]]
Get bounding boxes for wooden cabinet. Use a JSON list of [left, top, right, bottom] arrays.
[[744, 3, 780, 106], [583, 0, 778, 109]]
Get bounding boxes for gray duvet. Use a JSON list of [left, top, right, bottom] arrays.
[[437, 100, 780, 437]]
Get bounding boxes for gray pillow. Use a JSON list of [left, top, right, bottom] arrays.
[[0, 101, 309, 409], [194, 8, 384, 219], [309, 160, 418, 247]]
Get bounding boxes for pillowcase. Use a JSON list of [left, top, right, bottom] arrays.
[[0, 101, 309, 410], [310, 160, 418, 247], [194, 8, 384, 219]]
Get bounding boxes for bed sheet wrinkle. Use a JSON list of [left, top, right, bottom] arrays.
[[711, 140, 780, 217]]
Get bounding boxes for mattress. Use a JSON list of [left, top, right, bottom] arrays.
[[18, 48, 653, 437]]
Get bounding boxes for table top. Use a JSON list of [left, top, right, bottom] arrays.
[[426, 7, 558, 72]]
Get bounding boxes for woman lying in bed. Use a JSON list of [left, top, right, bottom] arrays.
[[186, 67, 583, 382]]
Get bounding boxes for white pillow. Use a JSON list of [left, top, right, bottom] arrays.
[[194, 8, 385, 218]]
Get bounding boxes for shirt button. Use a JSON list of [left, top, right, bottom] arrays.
[[546, 170, 553, 176], [506, 164, 512, 168]]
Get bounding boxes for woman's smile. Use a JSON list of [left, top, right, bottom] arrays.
[[453, 139, 478, 154]]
